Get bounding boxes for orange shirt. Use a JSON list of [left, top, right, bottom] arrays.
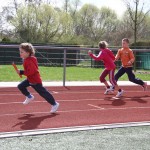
[[115, 48, 135, 68]]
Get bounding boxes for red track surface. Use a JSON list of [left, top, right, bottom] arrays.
[[0, 85, 150, 133]]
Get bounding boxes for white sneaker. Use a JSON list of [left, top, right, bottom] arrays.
[[104, 87, 114, 95], [142, 82, 147, 91], [116, 90, 124, 98], [23, 95, 34, 105], [50, 102, 59, 113]]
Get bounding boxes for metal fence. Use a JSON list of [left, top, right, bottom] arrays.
[[0, 44, 150, 86]]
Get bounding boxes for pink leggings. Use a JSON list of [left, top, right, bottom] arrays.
[[100, 69, 117, 86]]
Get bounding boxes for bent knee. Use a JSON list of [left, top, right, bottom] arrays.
[[129, 77, 134, 82], [100, 77, 105, 83], [17, 83, 23, 90]]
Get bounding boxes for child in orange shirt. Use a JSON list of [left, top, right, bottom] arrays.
[[115, 38, 147, 90]]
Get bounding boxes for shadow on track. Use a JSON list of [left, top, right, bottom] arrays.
[[12, 113, 59, 130]]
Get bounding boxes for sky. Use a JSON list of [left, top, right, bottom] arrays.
[[1, 0, 149, 17], [81, 0, 126, 17], [0, 0, 126, 17]]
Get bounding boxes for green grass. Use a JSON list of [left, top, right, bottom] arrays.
[[0, 126, 150, 150], [0, 65, 150, 81]]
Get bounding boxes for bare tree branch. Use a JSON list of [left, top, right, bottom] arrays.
[[123, 0, 150, 44]]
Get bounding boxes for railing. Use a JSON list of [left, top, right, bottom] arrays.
[[0, 44, 150, 86]]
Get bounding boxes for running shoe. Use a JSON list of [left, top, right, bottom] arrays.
[[142, 82, 147, 91], [23, 95, 34, 105], [104, 87, 114, 95], [116, 90, 124, 98], [50, 102, 59, 113]]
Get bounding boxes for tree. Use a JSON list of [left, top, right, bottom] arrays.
[[10, 4, 65, 43], [37, 4, 61, 43], [123, 0, 150, 72], [114, 11, 133, 45], [63, 0, 70, 13], [123, 0, 150, 44], [76, 5, 118, 45], [99, 7, 118, 44], [75, 4, 100, 44], [141, 15, 150, 40], [68, 0, 81, 35], [56, 0, 80, 44]]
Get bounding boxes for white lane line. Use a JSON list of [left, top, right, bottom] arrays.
[[0, 91, 102, 95], [0, 101, 47, 105], [3, 121, 150, 139], [0, 109, 100, 117], [1, 121, 150, 139], [0, 99, 103, 105], [0, 106, 150, 117], [52, 91, 59, 94], [57, 106, 150, 114], [0, 93, 38, 96], [112, 97, 120, 100], [108, 106, 150, 110], [113, 97, 150, 100], [0, 94, 24, 96], [88, 104, 104, 109], [60, 106, 150, 112], [0, 96, 150, 105], [0, 90, 149, 95], [0, 91, 58, 95]]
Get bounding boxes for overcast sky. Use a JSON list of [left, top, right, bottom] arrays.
[[81, 0, 126, 16], [5, 0, 150, 18], [0, 0, 127, 17]]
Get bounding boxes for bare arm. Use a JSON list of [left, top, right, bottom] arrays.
[[88, 50, 102, 61]]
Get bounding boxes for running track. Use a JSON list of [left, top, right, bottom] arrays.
[[0, 85, 150, 133]]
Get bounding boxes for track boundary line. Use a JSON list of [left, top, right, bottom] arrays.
[[0, 109, 101, 117], [0, 98, 104, 105], [0, 90, 149, 95], [0, 96, 150, 105], [88, 104, 104, 109], [1, 121, 150, 139], [0, 106, 150, 117]]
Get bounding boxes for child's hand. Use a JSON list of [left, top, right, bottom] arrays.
[[127, 61, 132, 65], [88, 50, 92, 55], [115, 57, 118, 62]]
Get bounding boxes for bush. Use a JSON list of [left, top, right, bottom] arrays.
[[131, 41, 150, 48], [1, 37, 11, 43]]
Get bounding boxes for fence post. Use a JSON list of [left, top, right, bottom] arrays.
[[91, 58, 92, 68], [63, 49, 67, 86]]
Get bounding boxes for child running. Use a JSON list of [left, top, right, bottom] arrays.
[[16, 43, 59, 113], [88, 41, 124, 97], [115, 38, 147, 90]]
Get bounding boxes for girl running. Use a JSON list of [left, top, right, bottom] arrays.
[[88, 41, 124, 97]]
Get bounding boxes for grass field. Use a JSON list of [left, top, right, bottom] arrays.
[[0, 65, 150, 82], [0, 65, 150, 81], [0, 126, 150, 150]]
